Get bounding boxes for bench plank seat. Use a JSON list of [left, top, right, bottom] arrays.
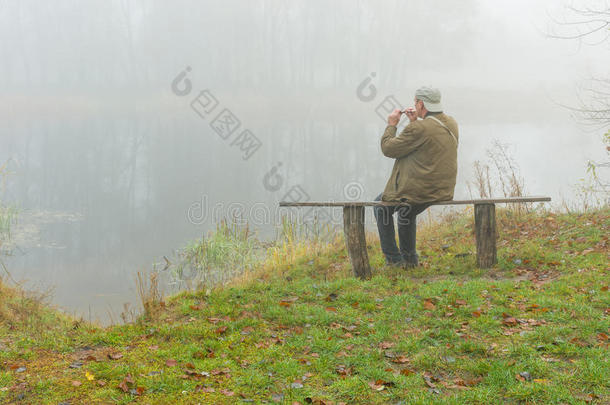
[[279, 196, 551, 207]]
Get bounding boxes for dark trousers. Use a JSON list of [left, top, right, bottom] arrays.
[[373, 193, 432, 265]]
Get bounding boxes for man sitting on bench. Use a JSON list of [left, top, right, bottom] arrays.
[[374, 86, 459, 269]]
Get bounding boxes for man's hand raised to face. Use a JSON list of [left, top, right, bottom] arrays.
[[387, 108, 402, 126], [404, 107, 418, 122], [388, 107, 418, 126]]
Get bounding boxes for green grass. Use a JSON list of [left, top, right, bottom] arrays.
[[0, 207, 608, 404], [0, 204, 16, 241], [171, 220, 263, 290], [0, 159, 17, 241]]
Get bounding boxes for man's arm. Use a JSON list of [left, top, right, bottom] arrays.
[[380, 120, 427, 159]]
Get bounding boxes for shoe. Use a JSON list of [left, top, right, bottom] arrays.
[[401, 255, 419, 269], [402, 260, 418, 269], [381, 260, 406, 270]]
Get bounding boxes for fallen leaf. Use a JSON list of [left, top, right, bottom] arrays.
[[193, 348, 215, 359], [570, 337, 587, 347], [165, 359, 178, 367], [423, 375, 436, 388], [463, 377, 482, 386], [423, 299, 436, 310], [118, 380, 129, 392], [195, 385, 215, 393], [307, 399, 335, 405], [368, 379, 394, 391], [369, 381, 385, 391], [336, 365, 353, 376], [378, 341, 395, 350], [582, 393, 600, 403], [185, 368, 201, 376], [454, 377, 467, 386], [280, 297, 299, 306], [210, 367, 231, 376], [108, 353, 123, 360], [71, 381, 82, 387], [392, 355, 409, 364], [384, 351, 396, 358], [215, 326, 228, 334], [325, 293, 338, 302], [502, 317, 518, 326]]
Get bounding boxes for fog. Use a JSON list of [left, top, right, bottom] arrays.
[[0, 0, 607, 323]]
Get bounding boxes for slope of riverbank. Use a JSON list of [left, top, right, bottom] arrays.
[[1, 207, 608, 404]]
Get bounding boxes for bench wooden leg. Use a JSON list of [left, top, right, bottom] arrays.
[[474, 203, 497, 268], [342, 206, 372, 279]]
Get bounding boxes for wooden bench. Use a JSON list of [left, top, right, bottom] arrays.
[[279, 196, 551, 279]]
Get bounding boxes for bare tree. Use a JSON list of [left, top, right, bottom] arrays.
[[548, 1, 609, 206], [547, 2, 610, 125], [547, 1, 610, 44]]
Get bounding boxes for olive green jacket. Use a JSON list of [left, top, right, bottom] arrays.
[[380, 112, 459, 203]]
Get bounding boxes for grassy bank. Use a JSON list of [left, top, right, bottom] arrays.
[[0, 207, 608, 404]]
